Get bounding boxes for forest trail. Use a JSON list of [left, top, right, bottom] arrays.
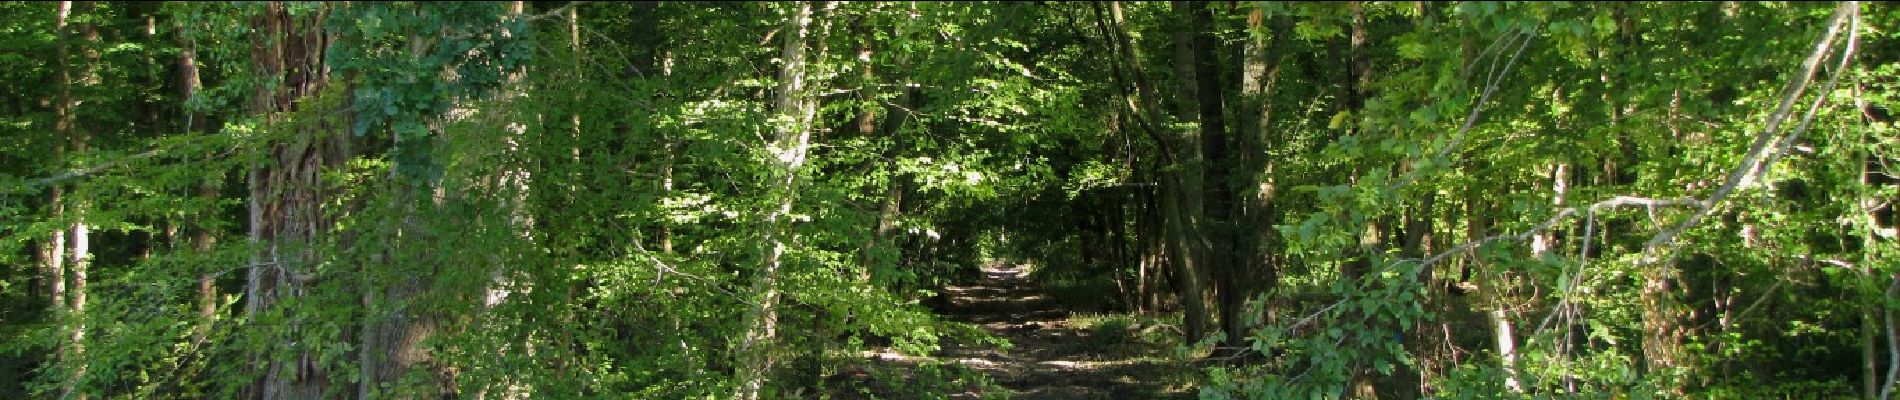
[[837, 263, 1196, 399]]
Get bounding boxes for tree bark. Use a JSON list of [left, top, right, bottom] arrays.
[[736, 3, 825, 398], [61, 2, 101, 397], [1464, 185, 1521, 393], [1092, 0, 1211, 341], [176, 11, 220, 344], [1136, 0, 1213, 343], [45, 0, 71, 319], [1177, 0, 1244, 352], [1236, 3, 1287, 334], [1344, 2, 1380, 397], [243, 3, 345, 398]]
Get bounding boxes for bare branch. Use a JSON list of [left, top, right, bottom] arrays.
[[8, 149, 163, 194], [524, 1, 588, 22], [1389, 27, 1534, 190], [1640, 1, 1859, 262]]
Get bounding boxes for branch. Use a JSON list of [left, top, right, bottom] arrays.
[[1526, 1, 1862, 340], [1640, 1, 1859, 262], [524, 1, 588, 22], [1088, 1, 1178, 164], [1285, 300, 1343, 335], [629, 235, 759, 308], [1403, 196, 1702, 271], [8, 149, 163, 194], [1436, 29, 1535, 162], [1388, 27, 1535, 190]]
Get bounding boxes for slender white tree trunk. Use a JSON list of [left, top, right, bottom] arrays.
[[736, 3, 824, 399]]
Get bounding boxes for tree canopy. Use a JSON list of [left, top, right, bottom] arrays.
[[0, 1, 1895, 399]]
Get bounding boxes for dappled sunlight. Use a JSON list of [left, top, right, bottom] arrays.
[[835, 263, 1199, 399]]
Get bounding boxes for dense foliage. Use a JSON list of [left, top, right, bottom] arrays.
[[0, 1, 1895, 399]]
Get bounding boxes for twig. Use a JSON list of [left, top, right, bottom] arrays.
[[629, 235, 758, 308], [1285, 301, 1343, 335]]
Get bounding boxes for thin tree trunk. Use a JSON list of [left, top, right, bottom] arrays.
[[1862, 84, 1884, 400], [1177, 0, 1243, 352], [1091, 0, 1210, 340], [854, 26, 903, 281], [1237, 3, 1287, 330], [1870, 304, 1882, 399], [63, 3, 100, 397], [660, 47, 676, 255], [1117, 0, 1208, 343], [177, 12, 220, 343], [1344, 2, 1380, 397], [569, 4, 583, 168], [736, 3, 825, 398], [1884, 272, 1900, 400], [46, 0, 71, 320]]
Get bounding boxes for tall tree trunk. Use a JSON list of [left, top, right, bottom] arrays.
[[855, 25, 907, 283], [243, 3, 344, 398], [1464, 186, 1521, 393], [736, 3, 825, 398], [1344, 2, 1381, 397], [1129, 0, 1212, 343], [44, 3, 72, 394], [62, 2, 101, 397], [1236, 3, 1287, 336], [45, 0, 71, 319], [1091, 0, 1210, 340], [178, 14, 220, 343], [1860, 94, 1886, 400], [1177, 0, 1243, 352], [660, 48, 675, 255], [1125, 112, 1164, 314]]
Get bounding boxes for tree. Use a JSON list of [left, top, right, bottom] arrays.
[[735, 2, 826, 398]]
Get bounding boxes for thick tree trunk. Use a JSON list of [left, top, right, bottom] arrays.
[[1465, 188, 1520, 393], [243, 3, 345, 398], [1236, 4, 1287, 335], [1139, 0, 1213, 343]]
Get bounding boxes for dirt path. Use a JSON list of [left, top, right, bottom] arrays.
[[938, 263, 1194, 399], [837, 263, 1195, 399], [828, 263, 1193, 398]]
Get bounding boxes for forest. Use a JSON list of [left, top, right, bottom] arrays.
[[0, 1, 1895, 399]]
